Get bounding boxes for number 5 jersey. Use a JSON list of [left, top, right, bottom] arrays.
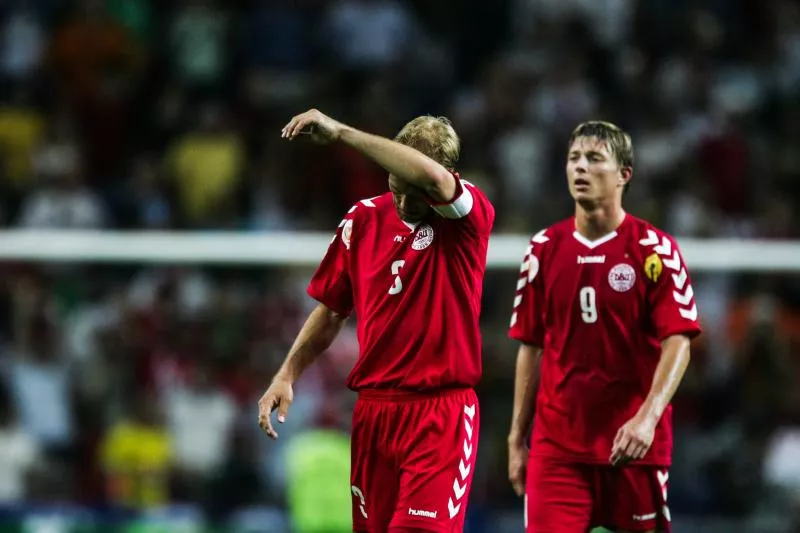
[[308, 177, 495, 392]]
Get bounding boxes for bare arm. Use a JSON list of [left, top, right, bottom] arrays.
[[338, 127, 456, 202], [282, 109, 456, 202], [508, 344, 544, 445], [638, 334, 692, 423], [258, 302, 348, 439], [610, 334, 692, 464], [275, 302, 348, 383]]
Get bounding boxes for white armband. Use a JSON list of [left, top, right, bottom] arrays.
[[432, 181, 474, 219]]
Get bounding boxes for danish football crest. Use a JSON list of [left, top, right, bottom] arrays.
[[608, 263, 636, 292], [412, 224, 434, 250]]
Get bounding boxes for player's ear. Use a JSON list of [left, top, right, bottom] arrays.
[[619, 166, 633, 188]]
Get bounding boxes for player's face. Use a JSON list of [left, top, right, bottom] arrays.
[[389, 175, 430, 223], [566, 136, 629, 205]]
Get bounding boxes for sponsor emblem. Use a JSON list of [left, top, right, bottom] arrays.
[[608, 263, 636, 292], [342, 219, 353, 250], [644, 253, 663, 282], [412, 224, 434, 250]]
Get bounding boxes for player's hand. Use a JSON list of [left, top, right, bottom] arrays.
[[281, 108, 345, 145], [257, 376, 294, 440], [508, 439, 528, 497], [610, 412, 657, 466]]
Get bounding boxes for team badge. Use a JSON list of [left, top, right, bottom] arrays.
[[412, 224, 434, 250], [608, 263, 636, 292], [342, 219, 353, 250], [644, 253, 663, 282]]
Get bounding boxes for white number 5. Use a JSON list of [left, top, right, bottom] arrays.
[[389, 260, 406, 295], [579, 286, 598, 323]]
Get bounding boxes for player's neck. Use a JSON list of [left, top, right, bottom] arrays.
[[574, 203, 626, 241]]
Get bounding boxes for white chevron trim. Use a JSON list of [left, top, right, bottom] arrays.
[[453, 479, 466, 500], [673, 285, 694, 306], [654, 236, 672, 256], [662, 251, 681, 271], [464, 404, 475, 420], [639, 230, 659, 246], [447, 403, 477, 520], [448, 498, 461, 519], [532, 230, 549, 244], [510, 312, 517, 327], [672, 268, 687, 290], [679, 304, 698, 321], [459, 459, 471, 480]]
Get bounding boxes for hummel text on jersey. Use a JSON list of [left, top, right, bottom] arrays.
[[408, 508, 438, 519], [577, 255, 606, 264]]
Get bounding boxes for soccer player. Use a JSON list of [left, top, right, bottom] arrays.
[[258, 109, 495, 533], [507, 121, 701, 533]]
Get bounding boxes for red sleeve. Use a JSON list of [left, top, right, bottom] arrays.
[[640, 230, 702, 340], [306, 208, 355, 316], [427, 176, 494, 236], [509, 231, 548, 346]]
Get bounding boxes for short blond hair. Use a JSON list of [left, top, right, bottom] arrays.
[[569, 120, 634, 169], [394, 116, 460, 169]]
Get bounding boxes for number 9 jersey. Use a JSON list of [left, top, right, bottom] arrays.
[[307, 177, 495, 392], [508, 215, 702, 465]]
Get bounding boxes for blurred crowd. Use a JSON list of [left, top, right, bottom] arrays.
[[0, 0, 799, 531]]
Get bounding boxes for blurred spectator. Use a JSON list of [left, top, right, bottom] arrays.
[[163, 359, 237, 500], [164, 102, 244, 227], [0, 1, 45, 88], [169, 0, 229, 92], [49, 0, 140, 101], [0, 380, 40, 503], [100, 393, 173, 510], [7, 276, 75, 457], [0, 89, 45, 189]]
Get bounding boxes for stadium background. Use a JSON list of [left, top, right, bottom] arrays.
[[0, 0, 799, 532]]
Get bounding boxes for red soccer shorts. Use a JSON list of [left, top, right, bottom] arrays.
[[349, 388, 479, 533], [525, 456, 671, 532]]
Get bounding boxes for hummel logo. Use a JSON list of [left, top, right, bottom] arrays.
[[394, 235, 405, 243], [408, 508, 437, 519], [577, 255, 606, 264]]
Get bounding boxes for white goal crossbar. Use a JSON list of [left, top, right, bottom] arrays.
[[0, 231, 798, 271]]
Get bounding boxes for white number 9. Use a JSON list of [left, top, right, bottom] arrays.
[[579, 286, 597, 323]]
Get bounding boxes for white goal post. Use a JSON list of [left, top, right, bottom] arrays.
[[0, 230, 798, 271]]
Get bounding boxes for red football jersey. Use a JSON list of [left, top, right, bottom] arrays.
[[509, 214, 701, 465], [308, 177, 495, 391]]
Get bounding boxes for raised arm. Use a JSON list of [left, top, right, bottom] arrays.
[[257, 303, 348, 439], [282, 108, 457, 203]]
